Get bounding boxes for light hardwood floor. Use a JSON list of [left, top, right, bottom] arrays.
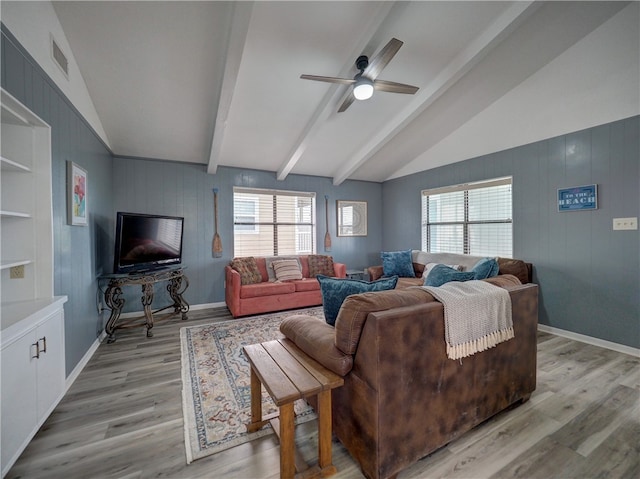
[[7, 307, 639, 479]]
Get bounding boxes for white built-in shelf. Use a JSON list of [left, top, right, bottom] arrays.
[[0, 210, 32, 219], [1, 156, 31, 172], [1, 88, 53, 310], [0, 259, 32, 271], [0, 102, 30, 126]]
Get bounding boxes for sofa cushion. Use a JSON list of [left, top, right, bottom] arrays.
[[254, 257, 269, 282], [280, 315, 353, 376], [412, 250, 485, 271], [308, 254, 335, 277], [424, 264, 476, 287], [334, 287, 437, 355], [381, 249, 415, 277], [397, 277, 424, 288], [317, 275, 399, 326], [230, 257, 263, 285], [471, 257, 500, 280], [271, 259, 303, 282], [422, 262, 462, 278], [265, 256, 302, 282], [239, 281, 296, 299], [484, 274, 522, 287], [292, 278, 320, 292], [497, 258, 530, 284]]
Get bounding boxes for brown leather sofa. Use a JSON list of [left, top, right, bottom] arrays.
[[280, 275, 538, 479], [368, 251, 533, 288]]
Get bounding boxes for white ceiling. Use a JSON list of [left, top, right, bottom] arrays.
[[51, 1, 638, 185]]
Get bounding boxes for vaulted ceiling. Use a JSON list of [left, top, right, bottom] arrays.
[[51, 1, 638, 184]]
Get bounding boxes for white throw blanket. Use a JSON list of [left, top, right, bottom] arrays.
[[422, 280, 514, 360]]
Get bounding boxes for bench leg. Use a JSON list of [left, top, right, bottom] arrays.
[[280, 402, 295, 479], [317, 389, 337, 476], [246, 367, 267, 433]]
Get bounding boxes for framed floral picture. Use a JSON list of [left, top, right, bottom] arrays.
[[67, 161, 87, 225]]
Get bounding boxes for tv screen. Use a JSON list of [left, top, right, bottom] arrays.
[[113, 212, 184, 274]]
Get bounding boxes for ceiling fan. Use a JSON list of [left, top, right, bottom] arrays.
[[300, 38, 419, 113]]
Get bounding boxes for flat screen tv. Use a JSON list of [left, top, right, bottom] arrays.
[[113, 212, 184, 274]]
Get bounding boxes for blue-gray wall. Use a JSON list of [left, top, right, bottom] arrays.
[[383, 117, 640, 349], [111, 159, 382, 310], [2, 26, 114, 376]]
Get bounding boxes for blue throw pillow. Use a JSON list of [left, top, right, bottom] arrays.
[[471, 257, 499, 280], [423, 264, 476, 287], [317, 275, 399, 326], [381, 249, 415, 277]]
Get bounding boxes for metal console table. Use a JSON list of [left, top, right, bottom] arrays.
[[101, 266, 189, 343]]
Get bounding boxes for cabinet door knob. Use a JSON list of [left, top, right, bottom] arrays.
[[31, 341, 40, 359], [39, 336, 47, 353]]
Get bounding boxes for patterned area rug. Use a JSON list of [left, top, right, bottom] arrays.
[[180, 307, 325, 463]]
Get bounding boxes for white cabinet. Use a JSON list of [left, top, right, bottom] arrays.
[[1, 298, 67, 477], [1, 90, 65, 477]]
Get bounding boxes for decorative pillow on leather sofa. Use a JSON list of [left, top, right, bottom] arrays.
[[471, 257, 499, 280], [381, 249, 415, 277], [230, 257, 263, 285], [423, 264, 475, 287], [308, 254, 335, 277], [317, 275, 399, 326], [422, 262, 462, 278], [271, 259, 303, 282]]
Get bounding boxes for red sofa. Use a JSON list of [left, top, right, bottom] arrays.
[[225, 255, 346, 318]]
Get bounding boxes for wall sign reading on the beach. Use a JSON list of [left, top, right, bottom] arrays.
[[557, 184, 598, 212]]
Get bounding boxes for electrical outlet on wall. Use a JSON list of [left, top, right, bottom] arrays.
[[9, 265, 25, 279], [612, 217, 638, 230]]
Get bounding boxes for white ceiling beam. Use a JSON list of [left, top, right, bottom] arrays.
[[207, 2, 254, 174], [275, 2, 399, 181], [331, 1, 539, 185]]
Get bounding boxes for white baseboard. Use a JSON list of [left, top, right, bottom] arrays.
[[538, 324, 640, 357], [189, 301, 226, 311], [65, 330, 107, 390], [64, 301, 227, 390]]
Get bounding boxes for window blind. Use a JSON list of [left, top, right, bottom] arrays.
[[421, 177, 512, 257], [233, 187, 316, 257]]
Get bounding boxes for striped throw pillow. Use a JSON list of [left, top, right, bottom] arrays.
[[271, 259, 303, 282]]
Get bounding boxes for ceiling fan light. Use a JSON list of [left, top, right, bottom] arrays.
[[353, 78, 374, 101]]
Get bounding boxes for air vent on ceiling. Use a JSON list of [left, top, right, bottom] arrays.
[[50, 35, 69, 79]]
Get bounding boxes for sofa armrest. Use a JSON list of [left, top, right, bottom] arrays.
[[333, 262, 347, 278], [225, 265, 242, 317], [280, 315, 353, 376], [367, 265, 384, 281]]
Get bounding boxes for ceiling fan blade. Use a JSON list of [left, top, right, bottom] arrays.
[[373, 79, 419, 95], [364, 38, 403, 80], [300, 74, 355, 85], [338, 92, 356, 113]]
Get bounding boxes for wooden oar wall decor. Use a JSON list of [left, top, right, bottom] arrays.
[[212, 188, 223, 258], [324, 195, 331, 252]]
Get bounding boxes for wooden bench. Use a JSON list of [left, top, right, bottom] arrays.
[[243, 338, 344, 479]]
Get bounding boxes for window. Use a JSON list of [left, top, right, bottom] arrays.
[[421, 177, 512, 257], [234, 196, 259, 233], [233, 187, 316, 257]]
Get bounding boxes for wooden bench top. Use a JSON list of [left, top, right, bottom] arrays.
[[244, 338, 344, 407]]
